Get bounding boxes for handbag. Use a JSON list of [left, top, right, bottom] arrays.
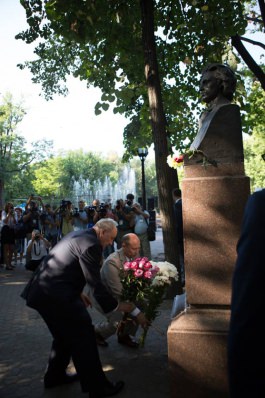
[[145, 218, 156, 241]]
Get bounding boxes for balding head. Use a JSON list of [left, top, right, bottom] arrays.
[[121, 233, 141, 259], [93, 218, 118, 249]]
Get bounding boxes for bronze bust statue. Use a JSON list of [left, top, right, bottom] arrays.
[[186, 64, 244, 165]]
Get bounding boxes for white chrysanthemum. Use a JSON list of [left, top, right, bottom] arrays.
[[150, 261, 178, 284], [152, 275, 171, 286], [167, 155, 178, 169]]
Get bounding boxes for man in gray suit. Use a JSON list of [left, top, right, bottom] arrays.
[[93, 233, 141, 348]]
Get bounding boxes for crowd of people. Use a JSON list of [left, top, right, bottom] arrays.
[[0, 192, 156, 396], [0, 191, 186, 397], [0, 193, 152, 271]]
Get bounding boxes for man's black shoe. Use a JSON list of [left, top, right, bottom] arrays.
[[95, 332, 109, 347], [44, 372, 79, 389], [89, 380, 124, 397], [118, 334, 139, 348]]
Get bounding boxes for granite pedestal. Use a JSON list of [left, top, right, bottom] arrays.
[[167, 162, 250, 398]]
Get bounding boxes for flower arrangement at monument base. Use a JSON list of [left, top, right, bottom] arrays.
[[120, 257, 178, 346], [167, 154, 184, 169], [167, 149, 217, 169]]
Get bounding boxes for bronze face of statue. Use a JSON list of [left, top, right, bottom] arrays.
[[199, 63, 237, 105], [199, 71, 223, 104]]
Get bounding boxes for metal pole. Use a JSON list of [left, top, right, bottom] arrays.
[[141, 158, 146, 210]]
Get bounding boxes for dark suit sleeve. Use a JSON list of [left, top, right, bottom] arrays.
[[228, 190, 265, 397], [79, 245, 118, 313]]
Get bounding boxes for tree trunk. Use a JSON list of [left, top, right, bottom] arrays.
[[140, 0, 183, 295]]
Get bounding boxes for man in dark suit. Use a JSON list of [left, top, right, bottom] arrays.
[[228, 188, 265, 398], [21, 218, 148, 397]]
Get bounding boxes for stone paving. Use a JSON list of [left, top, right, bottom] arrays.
[[0, 229, 173, 398]]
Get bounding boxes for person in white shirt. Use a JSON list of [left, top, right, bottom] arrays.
[[131, 202, 151, 259], [25, 229, 51, 272], [72, 200, 89, 231]]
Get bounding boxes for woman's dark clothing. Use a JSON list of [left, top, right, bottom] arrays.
[[1, 225, 15, 244]]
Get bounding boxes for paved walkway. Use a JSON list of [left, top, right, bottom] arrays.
[[0, 229, 174, 398]]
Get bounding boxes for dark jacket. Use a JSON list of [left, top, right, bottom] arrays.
[[228, 189, 265, 397], [174, 198, 184, 254], [22, 228, 118, 314]]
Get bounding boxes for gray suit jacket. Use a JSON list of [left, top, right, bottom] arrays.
[[100, 248, 127, 300]]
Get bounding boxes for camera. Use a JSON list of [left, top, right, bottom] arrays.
[[60, 200, 71, 211], [86, 206, 96, 214], [34, 232, 40, 241], [126, 200, 132, 206], [97, 203, 107, 217]]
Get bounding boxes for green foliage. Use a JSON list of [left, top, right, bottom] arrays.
[[243, 80, 265, 191], [244, 133, 265, 191], [0, 93, 53, 205], [16, 0, 249, 158], [5, 169, 35, 202], [31, 157, 62, 197], [13, 149, 138, 203]]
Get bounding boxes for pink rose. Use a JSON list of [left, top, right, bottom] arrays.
[[143, 261, 152, 270], [134, 269, 144, 278], [130, 261, 138, 270], [144, 270, 152, 279], [138, 260, 146, 269], [123, 262, 131, 271], [138, 257, 150, 269]]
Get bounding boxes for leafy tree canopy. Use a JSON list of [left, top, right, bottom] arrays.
[[17, 0, 257, 160], [0, 93, 53, 175], [0, 93, 53, 205]]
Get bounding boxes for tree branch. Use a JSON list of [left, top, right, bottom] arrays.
[[246, 16, 263, 24], [0, 156, 36, 174], [231, 34, 265, 90], [239, 35, 265, 51], [258, 0, 265, 27]]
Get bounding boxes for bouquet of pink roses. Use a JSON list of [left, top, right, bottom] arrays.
[[120, 257, 178, 346]]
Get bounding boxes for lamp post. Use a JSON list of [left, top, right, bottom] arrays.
[[137, 148, 148, 210]]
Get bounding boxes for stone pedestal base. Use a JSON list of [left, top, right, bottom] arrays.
[[182, 165, 250, 305], [168, 308, 230, 398]]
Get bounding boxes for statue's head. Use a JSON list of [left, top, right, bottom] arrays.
[[200, 64, 237, 102]]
